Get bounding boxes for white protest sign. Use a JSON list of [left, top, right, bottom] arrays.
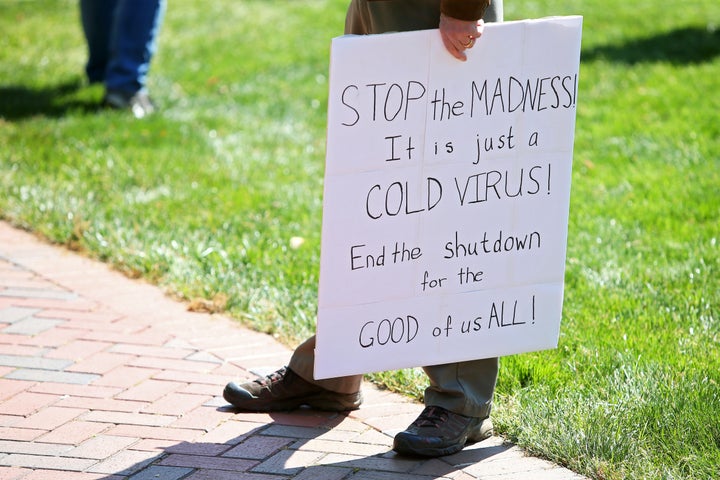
[[315, 16, 583, 379]]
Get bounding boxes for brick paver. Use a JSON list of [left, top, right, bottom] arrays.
[[0, 221, 587, 479]]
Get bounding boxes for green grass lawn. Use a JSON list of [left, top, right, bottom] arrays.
[[1, 1, 719, 478]]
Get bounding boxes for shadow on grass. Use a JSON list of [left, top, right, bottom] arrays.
[[582, 25, 720, 64], [0, 78, 101, 121]]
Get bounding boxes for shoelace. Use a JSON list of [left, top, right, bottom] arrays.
[[414, 406, 450, 428], [255, 367, 287, 387]]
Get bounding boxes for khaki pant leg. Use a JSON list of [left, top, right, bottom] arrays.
[[483, 0, 504, 22], [289, 337, 498, 407], [288, 335, 363, 394], [423, 357, 499, 418]]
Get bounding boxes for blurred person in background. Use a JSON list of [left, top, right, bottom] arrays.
[[79, 0, 165, 118]]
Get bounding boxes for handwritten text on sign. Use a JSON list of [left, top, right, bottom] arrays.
[[315, 17, 583, 379]]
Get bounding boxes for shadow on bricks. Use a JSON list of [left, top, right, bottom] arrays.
[[84, 405, 512, 480]]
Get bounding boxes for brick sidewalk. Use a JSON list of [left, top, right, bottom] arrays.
[[0, 221, 584, 480]]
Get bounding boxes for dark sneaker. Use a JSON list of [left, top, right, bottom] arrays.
[[103, 89, 156, 118], [223, 367, 362, 412], [393, 406, 493, 457]]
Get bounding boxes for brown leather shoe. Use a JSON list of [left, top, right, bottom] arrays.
[[223, 367, 362, 412], [393, 406, 493, 457]]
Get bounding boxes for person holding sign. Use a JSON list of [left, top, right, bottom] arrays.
[[224, 0, 503, 458]]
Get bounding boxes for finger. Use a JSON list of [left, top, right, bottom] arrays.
[[442, 34, 467, 61], [440, 31, 467, 61]]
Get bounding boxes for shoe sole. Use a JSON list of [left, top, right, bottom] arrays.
[[223, 385, 362, 412], [393, 417, 493, 457]]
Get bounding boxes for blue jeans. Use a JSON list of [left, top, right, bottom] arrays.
[[80, 0, 165, 94]]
